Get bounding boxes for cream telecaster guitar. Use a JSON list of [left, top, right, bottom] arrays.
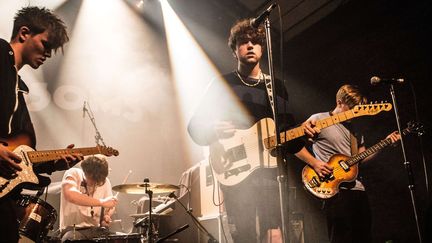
[[0, 134, 119, 198], [209, 103, 392, 186], [302, 121, 422, 199]]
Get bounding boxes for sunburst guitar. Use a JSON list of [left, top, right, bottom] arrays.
[[302, 121, 423, 199], [209, 103, 392, 186], [0, 134, 119, 198]]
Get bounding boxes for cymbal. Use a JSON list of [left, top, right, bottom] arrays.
[[112, 182, 179, 195]]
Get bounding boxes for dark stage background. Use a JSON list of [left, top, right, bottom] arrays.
[[282, 1, 432, 242]]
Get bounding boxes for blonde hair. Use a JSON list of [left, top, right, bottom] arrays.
[[336, 84, 368, 108]]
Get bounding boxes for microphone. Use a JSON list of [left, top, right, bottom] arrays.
[[82, 101, 86, 118], [370, 76, 404, 85], [251, 3, 278, 28]]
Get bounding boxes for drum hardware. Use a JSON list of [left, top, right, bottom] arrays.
[[113, 179, 179, 243], [16, 195, 57, 243], [136, 178, 157, 243]]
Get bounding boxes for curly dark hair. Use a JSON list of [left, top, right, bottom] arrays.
[[12, 6, 69, 53], [81, 156, 109, 186], [228, 18, 266, 53]]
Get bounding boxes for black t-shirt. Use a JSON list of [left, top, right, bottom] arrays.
[[188, 71, 304, 154]]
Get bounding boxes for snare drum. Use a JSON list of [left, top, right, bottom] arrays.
[[16, 195, 57, 243]]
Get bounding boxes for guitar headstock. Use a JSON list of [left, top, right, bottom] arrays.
[[98, 145, 120, 157], [352, 102, 392, 116], [405, 121, 425, 136]]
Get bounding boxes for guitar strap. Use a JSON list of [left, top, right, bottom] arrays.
[[263, 74, 275, 117], [350, 133, 358, 155]]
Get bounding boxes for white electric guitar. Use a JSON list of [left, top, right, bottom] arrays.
[[209, 103, 392, 186]]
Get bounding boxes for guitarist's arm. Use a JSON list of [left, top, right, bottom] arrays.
[[34, 144, 84, 174], [295, 147, 332, 178]]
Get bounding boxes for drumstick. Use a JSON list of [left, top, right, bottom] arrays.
[[100, 170, 132, 226]]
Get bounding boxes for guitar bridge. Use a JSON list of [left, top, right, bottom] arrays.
[[308, 176, 321, 188]]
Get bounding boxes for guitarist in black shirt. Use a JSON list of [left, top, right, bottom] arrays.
[[188, 18, 322, 243], [0, 7, 83, 242]]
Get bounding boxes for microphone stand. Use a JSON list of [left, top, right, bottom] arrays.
[[157, 224, 189, 243], [83, 101, 106, 146], [263, 18, 290, 243], [389, 84, 423, 243], [168, 193, 218, 243]]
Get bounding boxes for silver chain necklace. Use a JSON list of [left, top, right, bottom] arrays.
[[235, 70, 263, 87]]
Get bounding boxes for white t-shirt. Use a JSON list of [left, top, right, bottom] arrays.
[[60, 167, 113, 230]]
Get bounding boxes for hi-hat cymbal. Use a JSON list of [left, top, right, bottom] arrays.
[[112, 183, 179, 195]]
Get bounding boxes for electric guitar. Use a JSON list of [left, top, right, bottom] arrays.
[[209, 103, 392, 186], [0, 134, 119, 198], [302, 121, 423, 199]]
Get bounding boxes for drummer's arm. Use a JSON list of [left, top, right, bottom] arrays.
[[101, 183, 116, 226], [63, 178, 117, 208]]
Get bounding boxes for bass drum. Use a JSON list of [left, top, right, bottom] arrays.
[[16, 195, 57, 243]]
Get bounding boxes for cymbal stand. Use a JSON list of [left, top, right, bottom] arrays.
[[145, 179, 156, 243]]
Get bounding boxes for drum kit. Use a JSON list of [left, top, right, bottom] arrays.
[[16, 180, 180, 243]]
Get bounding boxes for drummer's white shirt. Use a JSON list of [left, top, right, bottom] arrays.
[[59, 167, 113, 230]]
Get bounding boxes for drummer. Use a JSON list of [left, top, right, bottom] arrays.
[[60, 155, 118, 241]]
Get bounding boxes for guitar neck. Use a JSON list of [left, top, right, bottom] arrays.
[[27, 147, 101, 163], [265, 109, 357, 148], [347, 138, 393, 166], [347, 128, 408, 166]]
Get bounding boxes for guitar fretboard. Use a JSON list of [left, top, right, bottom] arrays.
[[347, 128, 409, 166], [27, 147, 102, 163]]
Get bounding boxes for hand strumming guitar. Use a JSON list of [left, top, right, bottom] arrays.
[[0, 143, 22, 179], [213, 121, 236, 139]]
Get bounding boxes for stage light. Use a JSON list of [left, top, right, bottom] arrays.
[[160, 0, 251, 160]]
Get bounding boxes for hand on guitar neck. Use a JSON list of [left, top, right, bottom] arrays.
[[0, 133, 119, 199], [51, 143, 84, 171]]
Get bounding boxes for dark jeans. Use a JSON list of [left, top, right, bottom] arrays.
[[221, 171, 281, 243], [324, 190, 371, 243]]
